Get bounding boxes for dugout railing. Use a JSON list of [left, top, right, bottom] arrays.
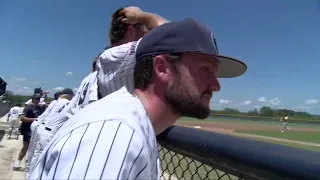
[[157, 125, 320, 180]]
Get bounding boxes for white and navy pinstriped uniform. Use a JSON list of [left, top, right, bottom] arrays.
[[96, 39, 141, 97], [26, 72, 99, 177], [26, 98, 70, 177], [29, 87, 161, 180], [36, 100, 57, 123], [26, 100, 57, 176], [41, 98, 70, 124], [46, 71, 98, 130]]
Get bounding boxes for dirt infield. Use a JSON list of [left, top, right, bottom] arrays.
[[176, 121, 319, 133]]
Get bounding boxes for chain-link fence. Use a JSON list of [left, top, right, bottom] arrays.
[[159, 145, 244, 180]]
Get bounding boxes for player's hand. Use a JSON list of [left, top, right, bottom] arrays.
[[119, 6, 143, 24]]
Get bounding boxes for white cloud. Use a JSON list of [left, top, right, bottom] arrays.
[[257, 96, 281, 106], [269, 97, 280, 106], [16, 77, 25, 81], [23, 86, 32, 93], [53, 87, 64, 91], [35, 81, 40, 84], [66, 72, 73, 76], [219, 99, 230, 104], [73, 88, 78, 92], [295, 106, 311, 110], [304, 99, 318, 105], [254, 105, 260, 109], [257, 97, 266, 102], [242, 100, 251, 105]]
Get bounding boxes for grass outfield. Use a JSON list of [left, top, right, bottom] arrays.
[[235, 130, 320, 144], [178, 117, 320, 130], [243, 136, 320, 152]]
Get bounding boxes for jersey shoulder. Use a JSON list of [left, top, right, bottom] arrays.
[[56, 87, 148, 141]]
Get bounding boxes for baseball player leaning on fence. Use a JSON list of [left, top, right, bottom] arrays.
[[27, 7, 151, 177], [25, 88, 74, 176], [24, 91, 61, 175], [29, 7, 247, 180], [26, 58, 100, 178]]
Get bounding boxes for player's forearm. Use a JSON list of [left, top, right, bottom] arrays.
[[20, 116, 36, 122], [138, 12, 169, 30]]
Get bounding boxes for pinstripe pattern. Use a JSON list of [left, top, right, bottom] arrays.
[[36, 100, 57, 123], [45, 72, 98, 129], [29, 87, 161, 180], [41, 98, 69, 124], [97, 39, 141, 97]]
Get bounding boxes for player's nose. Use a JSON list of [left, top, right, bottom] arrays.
[[209, 77, 221, 92]]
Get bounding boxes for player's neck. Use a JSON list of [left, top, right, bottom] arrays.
[[134, 88, 180, 135]]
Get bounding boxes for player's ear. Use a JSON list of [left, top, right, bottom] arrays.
[[153, 55, 171, 84]]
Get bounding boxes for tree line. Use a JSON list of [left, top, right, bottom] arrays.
[[212, 106, 320, 120], [3, 91, 53, 106], [3, 91, 319, 120]]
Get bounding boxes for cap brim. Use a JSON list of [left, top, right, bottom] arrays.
[[214, 55, 247, 78]]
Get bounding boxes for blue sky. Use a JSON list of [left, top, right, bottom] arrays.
[[1, 0, 320, 114]]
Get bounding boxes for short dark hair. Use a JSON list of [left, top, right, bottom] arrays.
[[92, 57, 98, 72], [134, 54, 181, 90], [54, 91, 62, 100], [109, 7, 129, 45]]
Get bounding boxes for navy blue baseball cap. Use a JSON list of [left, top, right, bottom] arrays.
[[136, 18, 247, 78], [62, 88, 74, 96]]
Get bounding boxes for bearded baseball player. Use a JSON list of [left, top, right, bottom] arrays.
[[28, 8, 246, 180]]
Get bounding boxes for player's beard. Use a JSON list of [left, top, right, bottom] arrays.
[[165, 71, 210, 119]]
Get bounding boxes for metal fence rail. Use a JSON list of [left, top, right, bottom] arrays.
[[159, 145, 243, 180], [157, 125, 320, 180]]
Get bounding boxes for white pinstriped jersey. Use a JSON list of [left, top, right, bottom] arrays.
[[97, 38, 141, 97], [29, 87, 160, 180], [45, 72, 98, 129], [41, 98, 70, 124], [36, 100, 57, 122]]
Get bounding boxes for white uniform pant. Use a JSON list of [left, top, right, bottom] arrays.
[[25, 121, 41, 178], [6, 119, 20, 138], [29, 125, 55, 176]]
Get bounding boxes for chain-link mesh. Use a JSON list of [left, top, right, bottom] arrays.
[[159, 145, 244, 180]]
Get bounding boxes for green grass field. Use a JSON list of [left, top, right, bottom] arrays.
[[162, 116, 320, 179], [235, 130, 320, 144]]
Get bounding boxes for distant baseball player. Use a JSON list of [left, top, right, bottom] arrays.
[[6, 103, 22, 140], [29, 10, 247, 180], [25, 88, 48, 106], [13, 94, 45, 170], [281, 114, 289, 132], [26, 60, 98, 178]]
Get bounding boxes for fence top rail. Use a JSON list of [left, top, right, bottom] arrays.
[[157, 125, 320, 180]]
